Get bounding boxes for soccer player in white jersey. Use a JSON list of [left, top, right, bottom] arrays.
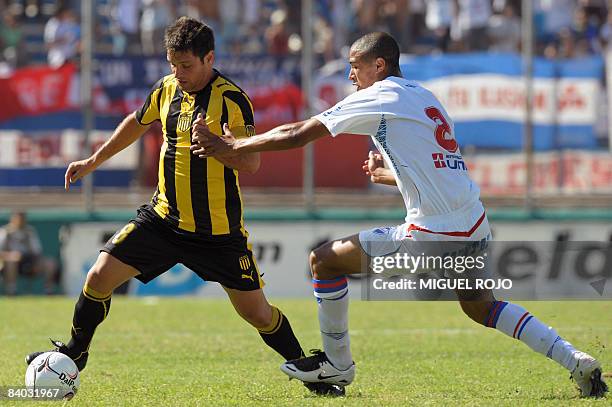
[[190, 32, 608, 398]]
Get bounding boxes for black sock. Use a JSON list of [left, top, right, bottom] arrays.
[[258, 306, 305, 361], [66, 284, 111, 360]]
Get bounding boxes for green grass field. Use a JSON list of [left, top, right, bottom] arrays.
[[0, 298, 610, 406]]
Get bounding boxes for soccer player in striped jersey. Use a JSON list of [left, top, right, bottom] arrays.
[[191, 31, 608, 398], [24, 16, 343, 397]]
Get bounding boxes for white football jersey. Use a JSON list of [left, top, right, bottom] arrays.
[[314, 76, 485, 233]]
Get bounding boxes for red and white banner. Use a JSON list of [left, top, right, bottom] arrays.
[[426, 75, 598, 125], [0, 64, 76, 121], [0, 130, 138, 169], [467, 151, 612, 194], [314, 74, 599, 126]]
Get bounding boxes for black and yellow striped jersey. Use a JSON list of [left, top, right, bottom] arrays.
[[135, 69, 254, 236]]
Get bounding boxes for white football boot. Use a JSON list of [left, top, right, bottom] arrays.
[[570, 351, 608, 398], [281, 350, 355, 386]]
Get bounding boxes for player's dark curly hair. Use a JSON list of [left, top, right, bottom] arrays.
[[351, 32, 402, 77], [164, 16, 214, 60]]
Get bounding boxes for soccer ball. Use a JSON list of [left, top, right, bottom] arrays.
[[25, 352, 80, 400]]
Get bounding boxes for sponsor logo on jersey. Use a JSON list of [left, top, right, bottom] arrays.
[[322, 104, 342, 117], [432, 152, 467, 171]]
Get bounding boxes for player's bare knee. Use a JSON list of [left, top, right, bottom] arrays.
[[85, 264, 114, 294], [308, 250, 318, 276], [240, 306, 271, 329], [310, 246, 341, 280], [309, 249, 329, 279]]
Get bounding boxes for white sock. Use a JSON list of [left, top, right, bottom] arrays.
[[486, 301, 577, 370], [313, 277, 353, 370]]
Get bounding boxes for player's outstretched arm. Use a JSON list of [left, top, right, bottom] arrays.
[[64, 112, 149, 190], [190, 118, 330, 158], [214, 147, 261, 174], [362, 151, 396, 186]]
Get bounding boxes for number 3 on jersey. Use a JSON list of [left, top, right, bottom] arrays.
[[425, 106, 458, 153]]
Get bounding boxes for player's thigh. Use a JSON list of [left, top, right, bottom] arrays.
[[310, 233, 364, 277], [99, 214, 179, 291], [223, 287, 272, 328], [182, 234, 264, 292], [85, 251, 140, 293]]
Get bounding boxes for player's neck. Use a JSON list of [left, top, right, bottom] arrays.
[[190, 69, 216, 93]]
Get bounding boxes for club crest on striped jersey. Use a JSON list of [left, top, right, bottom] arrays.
[[245, 125, 255, 137], [178, 112, 192, 132]]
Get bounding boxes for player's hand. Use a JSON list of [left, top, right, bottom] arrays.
[[363, 150, 396, 185], [64, 158, 95, 191], [362, 151, 384, 176], [191, 113, 237, 158]]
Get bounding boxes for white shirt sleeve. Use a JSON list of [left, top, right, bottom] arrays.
[[313, 88, 381, 137], [0, 228, 7, 251]]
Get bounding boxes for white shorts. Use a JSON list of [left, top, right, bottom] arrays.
[[359, 212, 491, 255], [359, 212, 492, 277]]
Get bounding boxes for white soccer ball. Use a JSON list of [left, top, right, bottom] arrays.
[[25, 352, 80, 400]]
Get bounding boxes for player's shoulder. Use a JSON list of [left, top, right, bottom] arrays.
[[213, 70, 250, 98], [380, 77, 438, 105], [379, 76, 426, 94], [146, 74, 175, 95], [157, 74, 175, 87], [339, 83, 381, 106]]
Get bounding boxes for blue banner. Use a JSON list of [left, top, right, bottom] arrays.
[[328, 53, 606, 150]]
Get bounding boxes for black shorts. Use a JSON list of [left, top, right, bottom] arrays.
[[101, 205, 263, 291], [18, 255, 38, 275]]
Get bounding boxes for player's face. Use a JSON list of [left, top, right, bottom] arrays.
[[348, 49, 381, 91], [167, 50, 214, 93]]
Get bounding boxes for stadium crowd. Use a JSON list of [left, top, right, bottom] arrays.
[[0, 0, 611, 71]]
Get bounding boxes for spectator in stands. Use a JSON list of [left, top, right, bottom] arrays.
[[405, 0, 426, 53], [192, 0, 222, 42], [377, 0, 409, 53], [110, 0, 141, 55], [43, 6, 80, 68], [140, 0, 174, 56], [220, 0, 242, 49], [535, 0, 576, 47], [350, 0, 386, 44], [313, 14, 335, 64], [243, 0, 262, 32], [556, 27, 580, 58], [453, 0, 492, 51], [0, 211, 58, 295], [488, 3, 521, 52], [425, 0, 454, 53], [0, 9, 24, 68], [598, 7, 612, 52], [265, 9, 290, 57], [572, 4, 602, 54]]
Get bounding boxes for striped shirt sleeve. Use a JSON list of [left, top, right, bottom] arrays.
[[135, 78, 164, 125], [222, 90, 255, 139]]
